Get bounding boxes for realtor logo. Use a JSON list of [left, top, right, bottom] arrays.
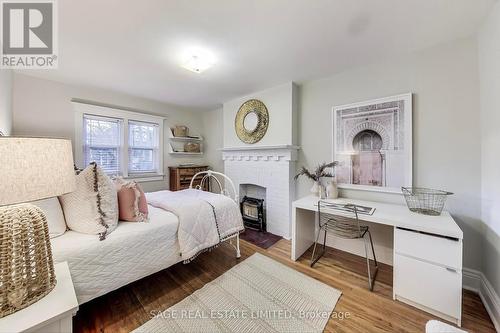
[[1, 0, 57, 68]]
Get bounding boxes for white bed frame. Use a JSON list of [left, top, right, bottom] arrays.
[[189, 170, 241, 258]]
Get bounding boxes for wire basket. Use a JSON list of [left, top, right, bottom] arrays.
[[401, 187, 453, 216]]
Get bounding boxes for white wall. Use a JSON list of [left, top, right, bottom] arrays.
[[223, 82, 298, 148], [202, 107, 224, 172], [478, 0, 500, 298], [0, 70, 13, 136], [298, 37, 483, 270], [12, 74, 210, 192]]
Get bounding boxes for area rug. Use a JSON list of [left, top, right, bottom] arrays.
[[240, 228, 282, 249], [134, 253, 342, 333]]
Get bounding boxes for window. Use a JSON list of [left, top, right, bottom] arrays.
[[128, 121, 159, 173], [74, 102, 164, 180], [83, 115, 122, 174]]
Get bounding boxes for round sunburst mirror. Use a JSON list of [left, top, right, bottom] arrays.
[[235, 99, 269, 144]]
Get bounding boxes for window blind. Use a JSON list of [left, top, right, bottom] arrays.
[[128, 120, 159, 173], [83, 115, 122, 175]]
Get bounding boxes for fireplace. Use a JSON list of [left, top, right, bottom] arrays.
[[223, 145, 299, 238], [240, 196, 265, 231]]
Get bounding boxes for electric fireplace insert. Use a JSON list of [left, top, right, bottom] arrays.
[[240, 196, 265, 232]]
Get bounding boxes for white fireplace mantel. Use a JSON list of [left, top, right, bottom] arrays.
[[221, 145, 300, 151], [221, 145, 300, 162]]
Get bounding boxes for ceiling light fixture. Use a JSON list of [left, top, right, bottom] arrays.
[[181, 50, 215, 73]]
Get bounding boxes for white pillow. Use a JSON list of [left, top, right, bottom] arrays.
[[31, 197, 67, 238], [59, 163, 118, 240]]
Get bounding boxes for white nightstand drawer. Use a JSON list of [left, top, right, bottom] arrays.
[[394, 227, 462, 269], [394, 254, 462, 320]]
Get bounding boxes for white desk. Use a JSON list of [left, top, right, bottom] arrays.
[[0, 262, 79, 333], [292, 195, 463, 326]]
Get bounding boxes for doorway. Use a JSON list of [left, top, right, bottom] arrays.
[[352, 130, 383, 186]]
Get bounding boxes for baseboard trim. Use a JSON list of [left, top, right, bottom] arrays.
[[463, 268, 482, 292], [463, 268, 500, 332]]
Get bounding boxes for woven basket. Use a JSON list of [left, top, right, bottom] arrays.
[[0, 204, 56, 318], [173, 125, 189, 137], [184, 142, 201, 153], [401, 187, 453, 216]]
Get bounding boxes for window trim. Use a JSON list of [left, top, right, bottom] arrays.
[[74, 101, 165, 180]]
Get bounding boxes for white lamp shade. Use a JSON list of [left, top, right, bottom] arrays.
[[0, 137, 77, 206]]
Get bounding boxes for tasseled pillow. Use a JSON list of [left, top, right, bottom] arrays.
[[59, 163, 118, 240]]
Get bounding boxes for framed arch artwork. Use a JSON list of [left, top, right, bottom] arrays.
[[332, 93, 412, 193]]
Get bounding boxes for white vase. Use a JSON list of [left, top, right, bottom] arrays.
[[319, 184, 327, 199], [326, 180, 338, 199], [310, 182, 320, 196]]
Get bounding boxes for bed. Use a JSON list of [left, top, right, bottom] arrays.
[[51, 171, 244, 304], [51, 206, 182, 304]]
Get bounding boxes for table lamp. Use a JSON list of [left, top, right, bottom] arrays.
[[0, 137, 76, 318]]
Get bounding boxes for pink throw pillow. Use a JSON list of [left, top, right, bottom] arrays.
[[114, 178, 149, 222]]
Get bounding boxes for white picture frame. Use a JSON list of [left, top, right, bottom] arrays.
[[332, 93, 413, 193]]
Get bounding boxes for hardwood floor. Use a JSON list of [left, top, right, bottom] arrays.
[[74, 240, 496, 333]]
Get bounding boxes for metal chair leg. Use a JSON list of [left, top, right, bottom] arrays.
[[310, 226, 326, 267], [368, 230, 378, 267], [322, 225, 327, 251], [363, 236, 373, 290], [363, 231, 378, 291]]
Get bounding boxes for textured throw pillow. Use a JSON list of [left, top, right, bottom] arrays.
[[59, 163, 118, 240], [31, 197, 67, 238], [114, 178, 149, 222]]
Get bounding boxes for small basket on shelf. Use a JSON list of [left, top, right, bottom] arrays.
[[401, 187, 453, 216], [184, 142, 201, 153], [173, 125, 189, 137]]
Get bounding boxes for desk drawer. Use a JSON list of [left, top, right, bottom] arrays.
[[394, 228, 462, 269], [394, 254, 461, 320]]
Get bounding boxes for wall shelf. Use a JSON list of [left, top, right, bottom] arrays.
[[169, 136, 204, 142], [169, 151, 203, 156], [169, 129, 203, 141], [168, 143, 203, 156], [168, 128, 204, 156]]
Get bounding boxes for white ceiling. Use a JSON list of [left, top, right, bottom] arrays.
[[22, 0, 494, 110]]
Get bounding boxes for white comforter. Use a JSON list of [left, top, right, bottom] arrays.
[[146, 189, 244, 262], [51, 206, 181, 304]]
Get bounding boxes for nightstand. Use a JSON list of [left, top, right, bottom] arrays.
[[0, 262, 79, 333]]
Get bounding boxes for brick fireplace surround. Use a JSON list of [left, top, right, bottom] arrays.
[[222, 145, 299, 238]]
